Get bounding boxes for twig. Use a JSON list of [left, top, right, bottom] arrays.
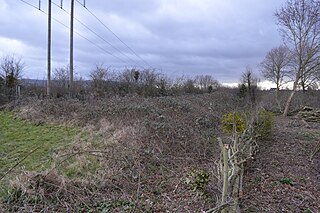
[[34, 178, 91, 210], [172, 179, 181, 193], [203, 201, 234, 213], [57, 149, 111, 158], [228, 150, 239, 162], [310, 141, 320, 160], [47, 149, 123, 177], [131, 169, 141, 213], [0, 146, 39, 181]]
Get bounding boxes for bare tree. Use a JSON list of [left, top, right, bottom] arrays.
[[158, 75, 170, 96], [260, 45, 292, 111], [170, 75, 202, 94], [241, 66, 259, 104], [140, 69, 161, 96], [52, 65, 69, 96], [0, 54, 25, 88], [260, 46, 292, 90], [120, 68, 140, 84], [0, 54, 25, 99], [90, 63, 109, 91], [140, 69, 158, 86], [275, 0, 320, 116], [53, 66, 69, 84], [133, 70, 140, 82], [195, 75, 220, 92], [118, 68, 140, 94]]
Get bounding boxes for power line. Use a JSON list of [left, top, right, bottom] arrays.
[[19, 0, 42, 11], [52, 18, 130, 65], [51, 1, 145, 69], [76, 0, 152, 69], [18, 0, 132, 67]]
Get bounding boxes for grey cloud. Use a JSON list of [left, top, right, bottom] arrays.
[[1, 0, 286, 83]]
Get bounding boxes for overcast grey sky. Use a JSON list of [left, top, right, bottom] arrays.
[[0, 0, 286, 83]]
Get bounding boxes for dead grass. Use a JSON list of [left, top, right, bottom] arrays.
[[241, 116, 320, 212], [3, 91, 318, 212], [1, 92, 240, 212]]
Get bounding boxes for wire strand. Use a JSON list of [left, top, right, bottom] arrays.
[[76, 0, 152, 69], [51, 1, 145, 69], [19, 0, 132, 67], [20, 0, 42, 11]]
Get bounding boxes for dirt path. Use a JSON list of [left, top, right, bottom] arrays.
[[241, 116, 320, 212]]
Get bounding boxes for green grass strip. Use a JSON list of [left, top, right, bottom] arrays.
[[0, 111, 81, 175]]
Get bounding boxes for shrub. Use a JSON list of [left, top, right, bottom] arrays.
[[254, 109, 274, 139], [279, 177, 293, 186], [221, 109, 273, 139], [221, 112, 246, 134], [184, 169, 210, 197]]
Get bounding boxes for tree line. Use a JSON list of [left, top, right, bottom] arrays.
[[0, 55, 221, 102]]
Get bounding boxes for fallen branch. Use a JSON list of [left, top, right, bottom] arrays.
[[204, 201, 234, 213], [310, 141, 320, 160], [46, 149, 123, 177]]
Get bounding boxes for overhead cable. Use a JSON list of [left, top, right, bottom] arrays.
[[19, 0, 132, 67], [76, 0, 152, 69], [52, 1, 145, 69]]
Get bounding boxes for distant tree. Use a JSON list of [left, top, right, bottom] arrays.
[[140, 69, 158, 86], [0, 54, 24, 86], [0, 76, 4, 94], [238, 83, 247, 99], [0, 54, 25, 99], [133, 70, 140, 82], [90, 63, 109, 92], [0, 76, 4, 86], [275, 0, 320, 116], [118, 68, 141, 95], [195, 75, 220, 92], [52, 65, 70, 96], [158, 77, 168, 96], [118, 68, 162, 96], [260, 46, 291, 91], [171, 76, 202, 94], [181, 77, 204, 94], [260, 45, 292, 111], [53, 66, 69, 85], [120, 68, 140, 84], [140, 69, 160, 96], [241, 66, 259, 104]]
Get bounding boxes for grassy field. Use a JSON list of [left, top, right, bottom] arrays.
[[0, 111, 82, 197], [0, 111, 81, 171]]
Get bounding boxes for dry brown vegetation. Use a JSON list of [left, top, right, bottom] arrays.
[[242, 116, 320, 212], [1, 89, 319, 212], [1, 91, 239, 212]]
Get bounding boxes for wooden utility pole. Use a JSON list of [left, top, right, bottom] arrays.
[[69, 0, 74, 93], [47, 0, 52, 96]]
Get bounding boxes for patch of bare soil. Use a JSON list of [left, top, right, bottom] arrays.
[[241, 116, 320, 212]]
